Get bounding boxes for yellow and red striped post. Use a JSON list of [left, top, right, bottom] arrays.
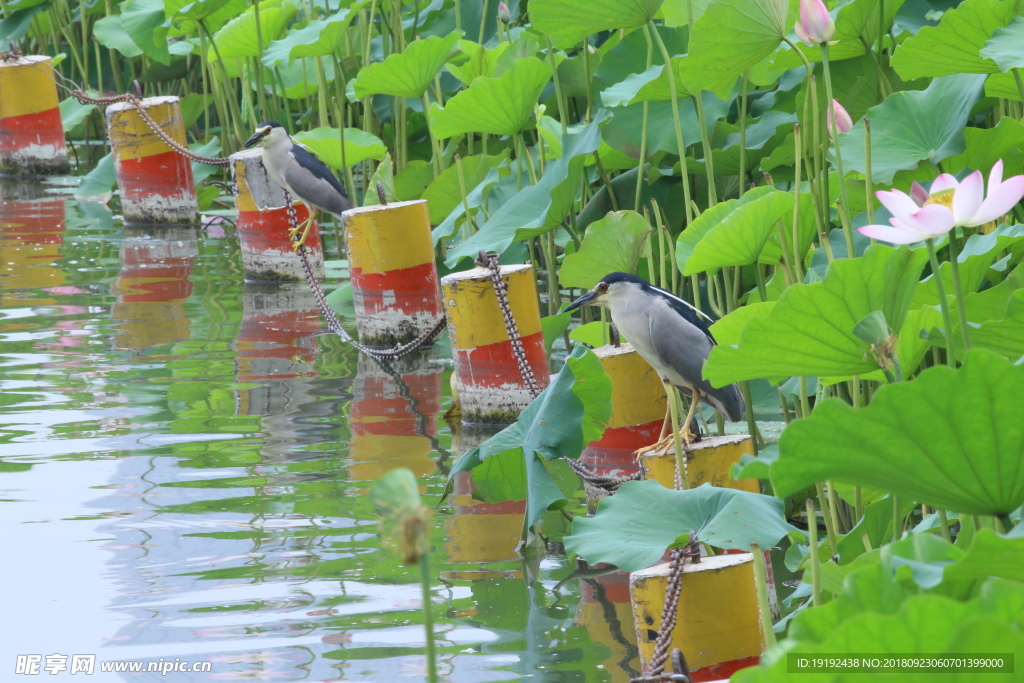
[[630, 553, 763, 680], [342, 200, 444, 346], [110, 226, 198, 350], [441, 264, 548, 424], [230, 148, 324, 282], [346, 352, 442, 482], [0, 56, 70, 176], [106, 96, 198, 225], [581, 343, 666, 501]]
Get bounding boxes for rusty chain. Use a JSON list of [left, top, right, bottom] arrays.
[[283, 189, 445, 360], [475, 250, 542, 399]]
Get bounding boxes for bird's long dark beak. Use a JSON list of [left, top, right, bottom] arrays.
[[565, 289, 598, 312], [243, 131, 265, 149]]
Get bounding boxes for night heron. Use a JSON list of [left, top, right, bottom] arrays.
[[244, 121, 353, 248], [566, 272, 745, 455]]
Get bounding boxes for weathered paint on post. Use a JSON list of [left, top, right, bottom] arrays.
[[0, 56, 70, 176], [230, 148, 324, 283], [630, 553, 762, 677], [347, 352, 442, 482], [342, 200, 443, 347], [106, 96, 198, 225], [580, 343, 666, 501], [441, 264, 548, 424], [574, 571, 642, 677], [641, 434, 760, 493], [110, 226, 198, 350]]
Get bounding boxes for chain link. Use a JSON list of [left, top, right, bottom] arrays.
[[475, 250, 542, 399], [282, 190, 444, 359]]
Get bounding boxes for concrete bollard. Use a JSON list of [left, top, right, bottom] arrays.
[[630, 553, 762, 679], [347, 351, 442, 482], [230, 148, 324, 283], [106, 96, 198, 225], [580, 343, 666, 503], [0, 56, 70, 176], [640, 434, 760, 493], [110, 226, 198, 350], [341, 200, 444, 347], [441, 264, 548, 424]]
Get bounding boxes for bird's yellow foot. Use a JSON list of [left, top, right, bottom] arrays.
[[289, 217, 314, 250], [633, 428, 695, 461]]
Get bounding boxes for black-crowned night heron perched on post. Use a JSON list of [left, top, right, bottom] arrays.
[[566, 272, 745, 458], [244, 121, 353, 248]]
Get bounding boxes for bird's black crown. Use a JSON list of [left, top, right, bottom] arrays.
[[256, 121, 283, 130]]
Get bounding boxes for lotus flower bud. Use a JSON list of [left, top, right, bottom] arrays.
[[795, 0, 835, 45], [828, 99, 853, 138], [497, 1, 511, 24]]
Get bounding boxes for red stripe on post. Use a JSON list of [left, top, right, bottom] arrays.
[[451, 331, 548, 390], [350, 260, 445, 318], [0, 108, 66, 154], [116, 150, 196, 204], [235, 205, 322, 255]]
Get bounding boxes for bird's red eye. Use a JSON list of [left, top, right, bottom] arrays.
[[598, 283, 608, 292]]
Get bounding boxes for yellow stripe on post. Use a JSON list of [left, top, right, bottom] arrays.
[[594, 343, 666, 429], [630, 553, 763, 673], [344, 200, 434, 275], [0, 56, 59, 118], [107, 98, 189, 162], [442, 264, 543, 350], [641, 434, 760, 493]]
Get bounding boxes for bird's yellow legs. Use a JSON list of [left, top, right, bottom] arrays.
[[289, 207, 319, 250], [634, 382, 702, 490]]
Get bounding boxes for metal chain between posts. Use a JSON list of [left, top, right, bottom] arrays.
[[475, 250, 542, 399], [283, 189, 445, 360]]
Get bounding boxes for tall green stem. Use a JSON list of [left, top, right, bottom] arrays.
[[635, 27, 655, 210], [926, 239, 958, 367], [807, 499, 821, 608], [419, 554, 438, 683], [751, 544, 777, 647], [739, 71, 749, 196], [815, 481, 838, 558], [648, 19, 693, 225], [821, 44, 855, 259], [947, 230, 972, 354]]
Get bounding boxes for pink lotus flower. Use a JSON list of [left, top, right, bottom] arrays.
[[497, 1, 510, 23], [858, 159, 1024, 244], [857, 189, 956, 245], [795, 0, 835, 45], [927, 159, 1024, 227], [828, 99, 853, 138]]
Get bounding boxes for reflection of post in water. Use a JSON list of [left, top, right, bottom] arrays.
[[234, 284, 327, 465], [347, 351, 442, 481], [0, 182, 67, 306], [443, 425, 526, 571], [574, 570, 641, 681], [110, 226, 198, 350]]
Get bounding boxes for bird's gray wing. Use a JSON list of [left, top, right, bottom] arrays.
[[648, 301, 745, 421], [281, 146, 352, 217]]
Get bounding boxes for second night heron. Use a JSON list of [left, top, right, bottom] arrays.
[[244, 121, 353, 247], [566, 272, 745, 453]]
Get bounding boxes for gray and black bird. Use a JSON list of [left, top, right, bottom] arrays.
[[244, 121, 353, 247], [566, 272, 745, 449]]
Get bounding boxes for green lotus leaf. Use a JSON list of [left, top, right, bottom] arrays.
[[121, 0, 172, 65], [445, 114, 605, 266], [675, 186, 776, 274], [559, 211, 652, 289], [447, 39, 510, 84], [565, 480, 800, 573], [678, 0, 788, 98], [773, 350, 1024, 516], [210, 0, 296, 62], [835, 73, 987, 184], [164, 0, 245, 34], [704, 245, 929, 385], [684, 188, 793, 274], [421, 152, 507, 224], [291, 127, 387, 169], [354, 31, 462, 99], [428, 56, 552, 139], [964, 289, 1024, 361], [531, 0, 665, 49], [263, 8, 359, 67], [94, 15, 144, 58], [891, 0, 1016, 80], [443, 345, 613, 527], [601, 93, 728, 158]]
